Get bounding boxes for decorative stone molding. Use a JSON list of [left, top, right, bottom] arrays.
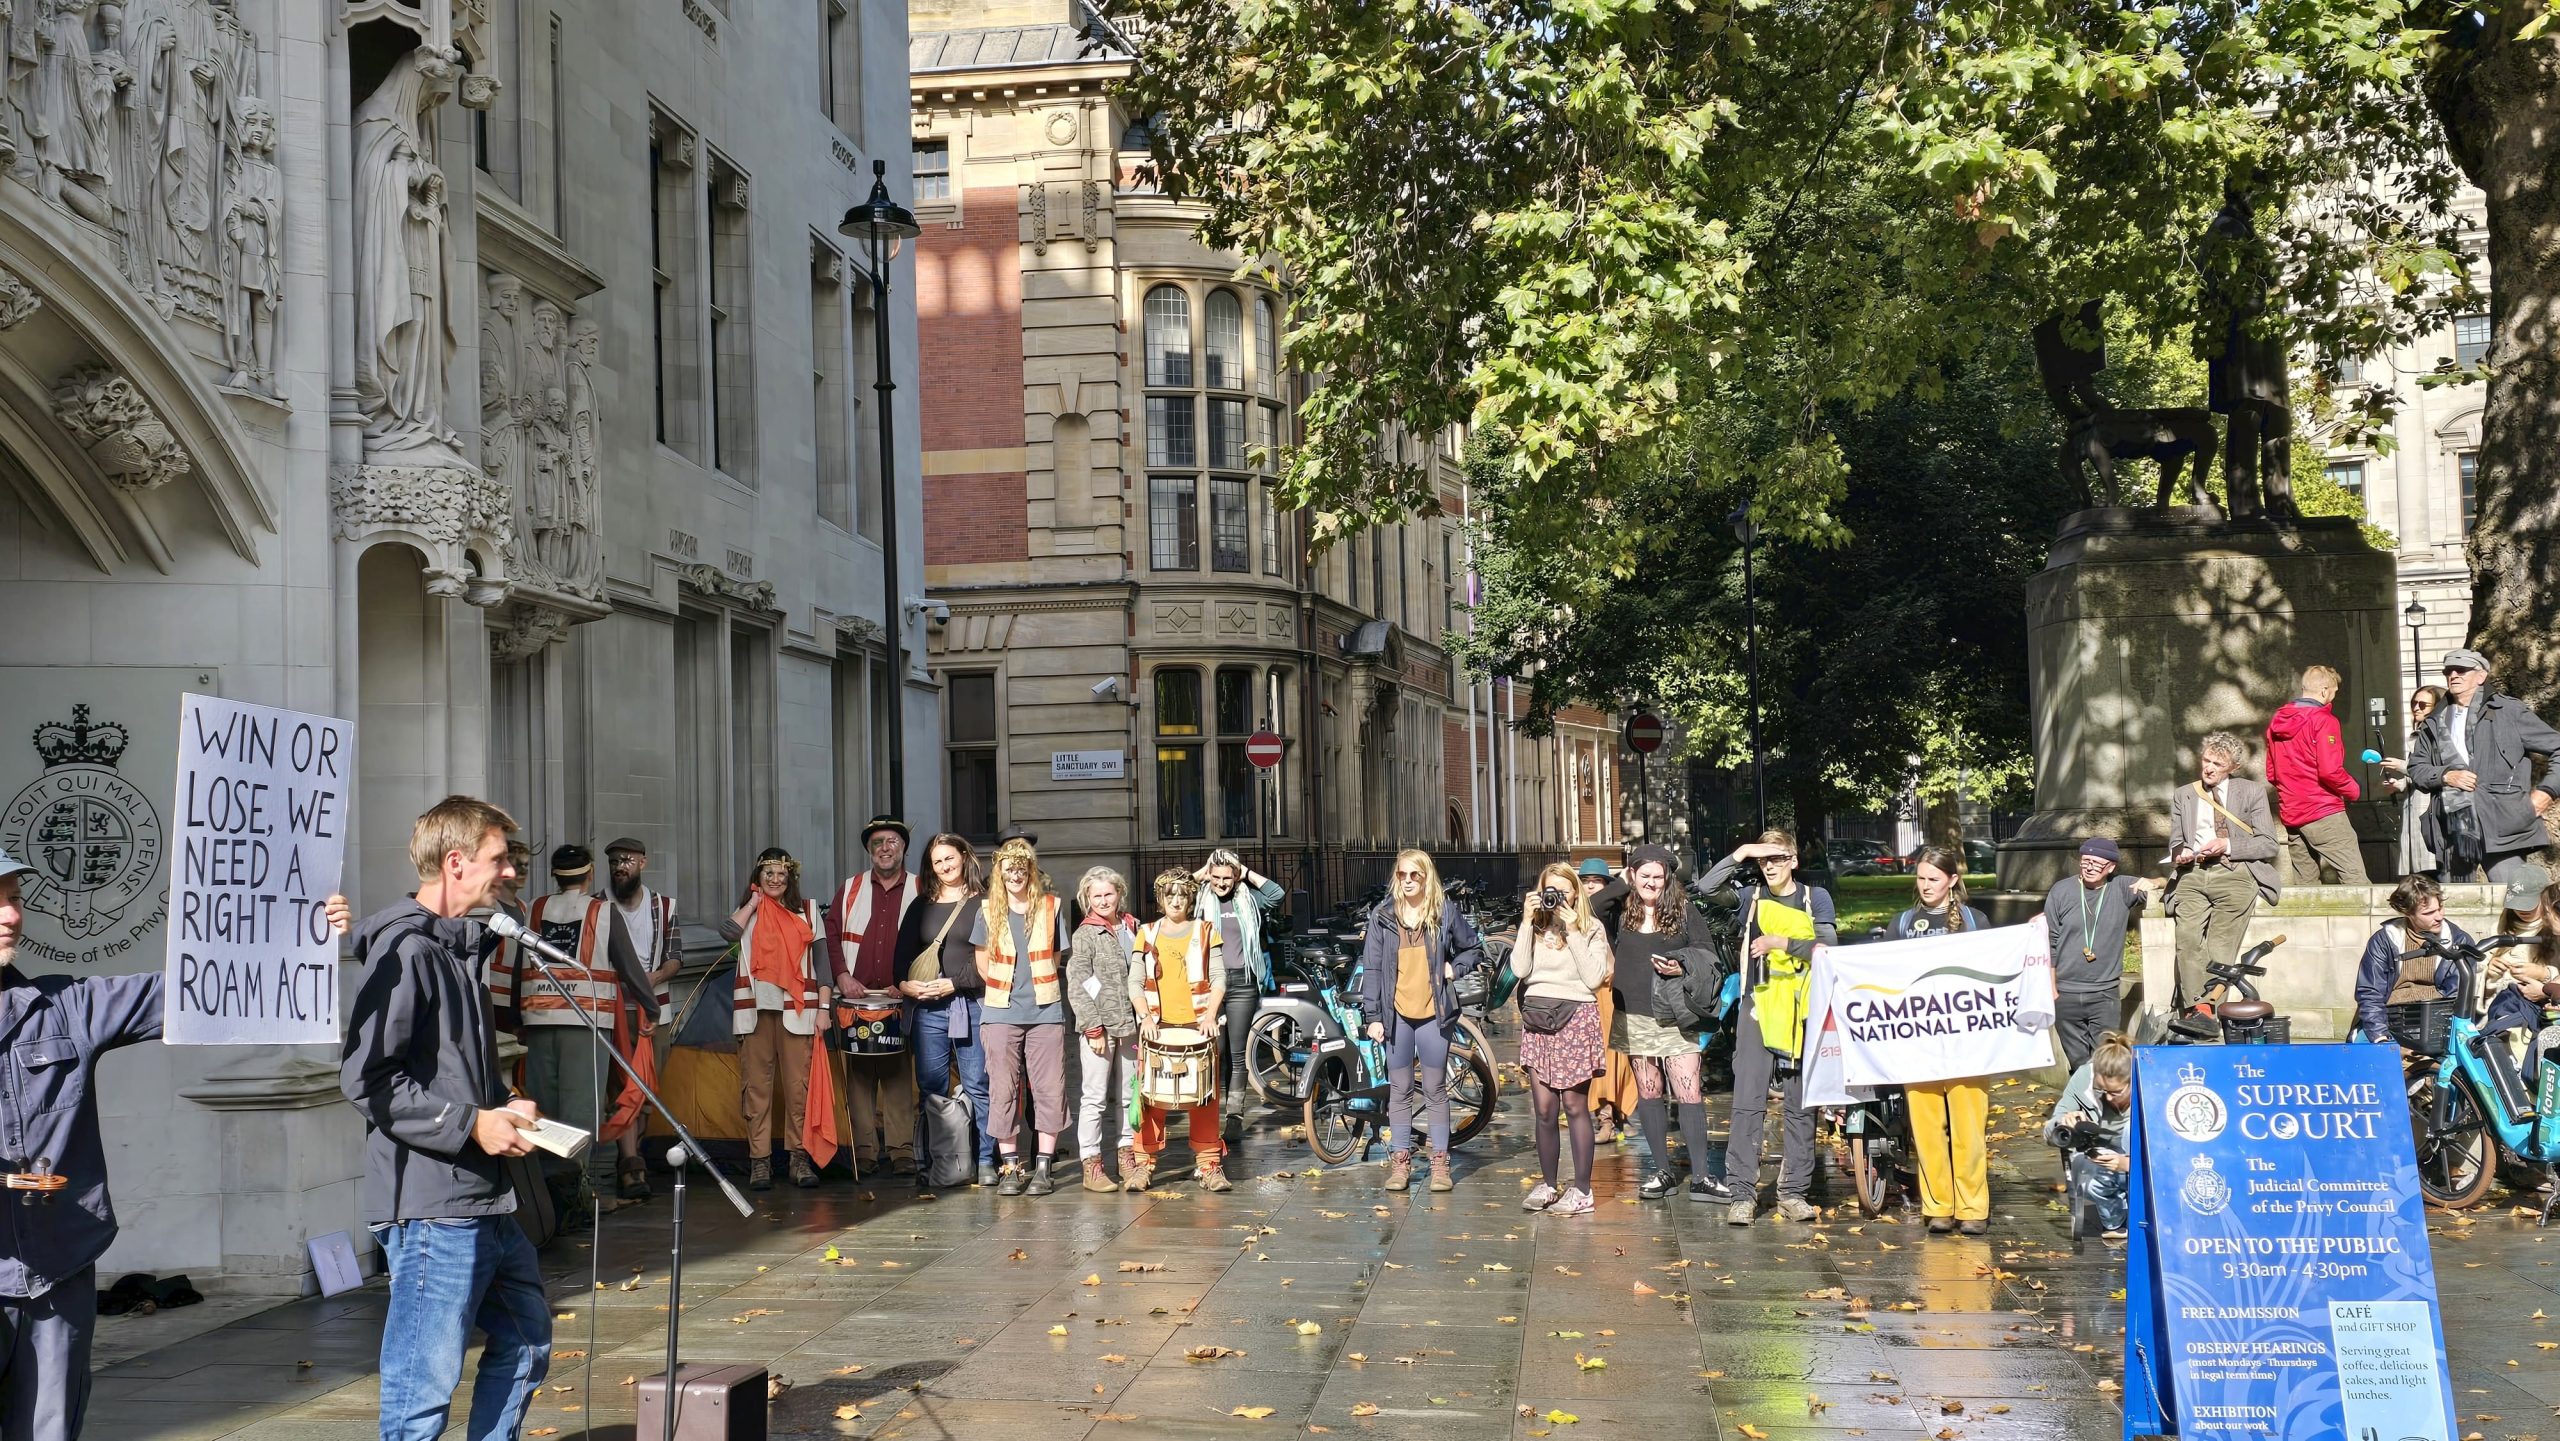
[[668, 528, 700, 559], [812, 243, 844, 285], [458, 73, 501, 110], [724, 548, 754, 578], [831, 138, 859, 173], [1083, 181, 1102, 254], [713, 171, 750, 211], [488, 601, 573, 661], [681, 0, 718, 42], [50, 365, 193, 492], [677, 562, 777, 612], [0, 268, 40, 330], [1029, 181, 1049, 255], [834, 613, 882, 645], [331, 462, 514, 602]]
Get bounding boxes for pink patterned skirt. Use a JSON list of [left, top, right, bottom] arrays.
[[1517, 999, 1605, 1091]]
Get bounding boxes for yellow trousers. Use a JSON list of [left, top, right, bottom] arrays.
[[1905, 1078, 1990, 1221]]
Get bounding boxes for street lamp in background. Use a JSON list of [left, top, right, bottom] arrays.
[[1728, 504, 1767, 836], [2402, 598, 2427, 694], [841, 159, 922, 815]]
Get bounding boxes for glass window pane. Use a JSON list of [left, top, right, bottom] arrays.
[[1255, 297, 1278, 397], [912, 139, 949, 202], [1211, 477, 1249, 572], [1261, 481, 1281, 576], [1155, 669, 1202, 736], [2455, 313, 2491, 367], [2460, 451, 2478, 528], [947, 672, 996, 744], [1209, 398, 1247, 470], [1252, 404, 1276, 471], [1149, 476, 1198, 570], [1145, 286, 1192, 386], [950, 750, 998, 840], [2323, 460, 2364, 498], [1146, 395, 1195, 468], [1205, 290, 1243, 389], [1218, 742, 1257, 837], [1156, 746, 1205, 840], [1215, 667, 1254, 733]]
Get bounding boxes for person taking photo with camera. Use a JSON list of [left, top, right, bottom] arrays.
[[1514, 862, 1612, 1216], [2044, 1031, 2136, 1239]]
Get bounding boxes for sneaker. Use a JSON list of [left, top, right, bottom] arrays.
[[1927, 1216, 1957, 1235], [1546, 1187, 1595, 1217], [789, 1151, 820, 1189], [1522, 1182, 1560, 1212], [1198, 1157, 1235, 1193], [2101, 1227, 2129, 1241], [1957, 1218, 1987, 1237], [1637, 1171, 1680, 1201], [748, 1157, 774, 1192], [1688, 1175, 1733, 1204], [1384, 1151, 1413, 1192], [1724, 1195, 1757, 1226], [1775, 1196, 1820, 1222], [996, 1162, 1029, 1196]]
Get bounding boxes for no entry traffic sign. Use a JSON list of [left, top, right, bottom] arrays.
[[1623, 712, 1665, 754], [1245, 731, 1284, 768]]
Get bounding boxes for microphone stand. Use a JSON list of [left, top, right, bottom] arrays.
[[489, 912, 754, 1441]]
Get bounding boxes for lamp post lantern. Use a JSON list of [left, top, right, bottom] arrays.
[[2402, 598, 2427, 695], [841, 158, 922, 816], [1728, 504, 1767, 836]]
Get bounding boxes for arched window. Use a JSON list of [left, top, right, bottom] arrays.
[[1144, 285, 1192, 386], [1205, 290, 1243, 389], [1255, 297, 1279, 398]]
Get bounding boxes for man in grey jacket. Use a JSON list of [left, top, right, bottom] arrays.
[[2406, 647, 2560, 885], [340, 796, 550, 1441], [2166, 733, 2282, 1010]]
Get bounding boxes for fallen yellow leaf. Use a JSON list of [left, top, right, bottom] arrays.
[[1295, 1320, 1323, 1336], [1231, 1406, 1276, 1420], [1350, 1402, 1381, 1417], [1543, 1410, 1579, 1425]]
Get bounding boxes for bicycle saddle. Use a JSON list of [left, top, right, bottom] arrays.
[[2215, 999, 2274, 1024]]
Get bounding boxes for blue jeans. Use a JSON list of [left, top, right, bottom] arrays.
[[1384, 1013, 1452, 1155], [916, 996, 995, 1165], [2068, 1154, 2130, 1232], [372, 1217, 551, 1441]]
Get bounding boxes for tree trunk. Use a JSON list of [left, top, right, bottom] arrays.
[[1924, 791, 1965, 850], [2429, 13, 2560, 713]]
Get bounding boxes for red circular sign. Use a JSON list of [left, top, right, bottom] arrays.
[[1246, 731, 1284, 768], [1624, 712, 1665, 754]]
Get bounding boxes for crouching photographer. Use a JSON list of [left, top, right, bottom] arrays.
[[2045, 1030, 2136, 1239]]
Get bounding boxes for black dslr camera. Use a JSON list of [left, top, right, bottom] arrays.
[[2056, 1117, 2116, 1156]]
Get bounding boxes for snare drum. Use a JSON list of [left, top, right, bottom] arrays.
[[838, 1003, 907, 1056], [1139, 1025, 1216, 1108]]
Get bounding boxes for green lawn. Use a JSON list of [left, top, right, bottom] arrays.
[[1826, 873, 2000, 940]]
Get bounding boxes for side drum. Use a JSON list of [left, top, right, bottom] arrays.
[[1140, 1025, 1216, 1108]]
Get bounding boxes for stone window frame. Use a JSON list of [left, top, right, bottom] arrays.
[[820, 0, 863, 134], [649, 107, 706, 464], [1154, 666, 1208, 841], [1140, 279, 1289, 580], [705, 149, 757, 484], [946, 669, 1003, 844], [810, 238, 856, 533]]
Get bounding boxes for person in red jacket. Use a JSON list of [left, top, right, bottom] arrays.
[[2264, 664, 2369, 885]]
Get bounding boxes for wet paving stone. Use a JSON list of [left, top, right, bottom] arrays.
[[80, 1065, 2560, 1438]]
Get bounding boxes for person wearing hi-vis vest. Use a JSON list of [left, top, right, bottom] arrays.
[[969, 838, 1074, 1196], [2166, 732, 2282, 1011], [719, 848, 836, 1191], [487, 843, 654, 1216], [1126, 869, 1232, 1193], [1700, 830, 1837, 1225], [833, 817, 920, 1175], [602, 838, 680, 1200], [2, 851, 349, 1441]]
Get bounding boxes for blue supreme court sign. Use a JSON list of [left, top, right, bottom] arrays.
[[2121, 1044, 2454, 1440]]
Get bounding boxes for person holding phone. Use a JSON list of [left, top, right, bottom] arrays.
[[2384, 685, 2448, 879], [1587, 844, 1725, 1204]]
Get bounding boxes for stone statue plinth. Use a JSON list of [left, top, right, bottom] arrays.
[[1996, 507, 2402, 895]]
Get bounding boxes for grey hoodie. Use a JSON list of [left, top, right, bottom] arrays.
[[339, 899, 517, 1224]]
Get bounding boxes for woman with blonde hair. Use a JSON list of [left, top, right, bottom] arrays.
[[968, 838, 1073, 1195], [1515, 861, 1612, 1215], [1355, 850, 1486, 1193], [1127, 868, 1232, 1192], [1065, 864, 1143, 1191]]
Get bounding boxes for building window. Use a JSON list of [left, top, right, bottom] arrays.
[[1149, 476, 1197, 570], [1155, 669, 1205, 841], [1145, 286, 1192, 386], [1211, 477, 1250, 572], [947, 673, 999, 842], [648, 113, 702, 461], [850, 283, 881, 540], [2327, 354, 2366, 387], [912, 137, 949, 202], [472, 0, 520, 197], [812, 247, 853, 530], [1146, 396, 1195, 468], [1255, 296, 1278, 398], [1208, 398, 1247, 470], [821, 0, 860, 129], [2324, 460, 2364, 499], [2455, 313, 2491, 367], [1261, 481, 1282, 577], [1215, 667, 1257, 838], [1442, 530, 1456, 632], [706, 156, 754, 480], [1205, 290, 1243, 389], [547, 20, 564, 229], [2459, 450, 2478, 529]]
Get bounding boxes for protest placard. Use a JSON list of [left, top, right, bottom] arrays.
[[1800, 924, 2056, 1104], [162, 694, 352, 1045]]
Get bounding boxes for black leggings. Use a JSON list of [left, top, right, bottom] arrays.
[[1531, 1077, 1595, 1190], [1221, 971, 1259, 1102]]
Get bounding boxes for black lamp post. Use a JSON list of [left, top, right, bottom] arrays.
[[841, 159, 922, 816], [2402, 598, 2427, 695], [1728, 503, 1767, 835]]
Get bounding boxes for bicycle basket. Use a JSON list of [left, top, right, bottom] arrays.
[[2385, 998, 2455, 1055]]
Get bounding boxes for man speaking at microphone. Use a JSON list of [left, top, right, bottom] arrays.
[[341, 796, 553, 1441]]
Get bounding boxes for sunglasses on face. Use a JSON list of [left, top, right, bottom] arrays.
[[1395, 869, 1425, 880]]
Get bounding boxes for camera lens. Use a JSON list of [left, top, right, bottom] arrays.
[[1540, 887, 1566, 909]]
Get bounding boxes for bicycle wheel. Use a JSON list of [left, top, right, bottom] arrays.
[[1246, 1012, 1306, 1105], [1302, 1058, 1364, 1166], [1847, 1136, 1893, 1217], [1455, 1017, 1502, 1107], [2408, 1073, 2497, 1209], [1447, 1040, 1499, 1150]]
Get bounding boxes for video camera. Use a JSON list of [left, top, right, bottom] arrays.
[[2055, 1116, 2118, 1157]]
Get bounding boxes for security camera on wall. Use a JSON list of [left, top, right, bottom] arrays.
[[1091, 676, 1122, 698]]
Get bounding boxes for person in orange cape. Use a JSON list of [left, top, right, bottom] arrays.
[[719, 848, 836, 1190]]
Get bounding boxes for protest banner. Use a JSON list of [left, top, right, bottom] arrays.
[[162, 694, 352, 1045], [2121, 1044, 2454, 1440], [1800, 924, 2055, 1104]]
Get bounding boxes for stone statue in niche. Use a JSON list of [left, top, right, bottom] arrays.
[[479, 272, 522, 542], [219, 94, 277, 388], [520, 297, 573, 583], [559, 317, 601, 590], [352, 43, 466, 468], [27, 0, 113, 222]]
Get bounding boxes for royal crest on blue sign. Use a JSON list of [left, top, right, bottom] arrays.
[[2122, 1043, 2454, 1440]]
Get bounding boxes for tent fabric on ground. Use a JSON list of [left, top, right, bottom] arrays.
[[647, 963, 861, 1172]]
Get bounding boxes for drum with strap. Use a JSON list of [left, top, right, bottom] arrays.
[[837, 1002, 907, 1056], [1139, 1025, 1216, 1108]]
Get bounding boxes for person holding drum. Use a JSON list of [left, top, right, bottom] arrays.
[[1515, 861, 1612, 1216], [833, 818, 920, 1177], [1356, 850, 1486, 1194], [969, 839, 1074, 1196], [1066, 866, 1144, 1191], [1128, 868, 1232, 1192], [898, 835, 995, 1187]]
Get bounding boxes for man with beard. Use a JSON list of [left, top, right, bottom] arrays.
[[603, 839, 680, 1199], [833, 819, 919, 1175]]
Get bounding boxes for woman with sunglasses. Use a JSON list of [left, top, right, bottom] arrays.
[[1701, 830, 1836, 1224], [2384, 684, 2447, 880], [1355, 850, 1485, 1193]]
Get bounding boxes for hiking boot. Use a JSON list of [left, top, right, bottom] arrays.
[[1026, 1158, 1058, 1196], [1124, 1156, 1155, 1193], [1118, 1145, 1137, 1180], [1775, 1195, 1820, 1222], [1198, 1156, 1234, 1192], [790, 1151, 821, 1188], [1428, 1153, 1454, 1192], [1522, 1182, 1560, 1212], [749, 1156, 774, 1192], [1083, 1158, 1116, 1193], [995, 1161, 1029, 1196], [618, 1157, 653, 1201], [1384, 1150, 1414, 1192], [1724, 1195, 1757, 1226]]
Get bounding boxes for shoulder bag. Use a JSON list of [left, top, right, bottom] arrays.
[[906, 899, 967, 985]]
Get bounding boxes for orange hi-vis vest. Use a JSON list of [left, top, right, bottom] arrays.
[[981, 895, 1063, 1009], [489, 892, 621, 1024]]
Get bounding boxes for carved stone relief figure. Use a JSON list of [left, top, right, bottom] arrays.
[[351, 44, 466, 468], [51, 363, 190, 490], [520, 297, 572, 583], [0, 0, 16, 167], [478, 272, 522, 549], [28, 0, 113, 222], [0, 265, 40, 328], [218, 94, 276, 388], [559, 317, 600, 591]]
